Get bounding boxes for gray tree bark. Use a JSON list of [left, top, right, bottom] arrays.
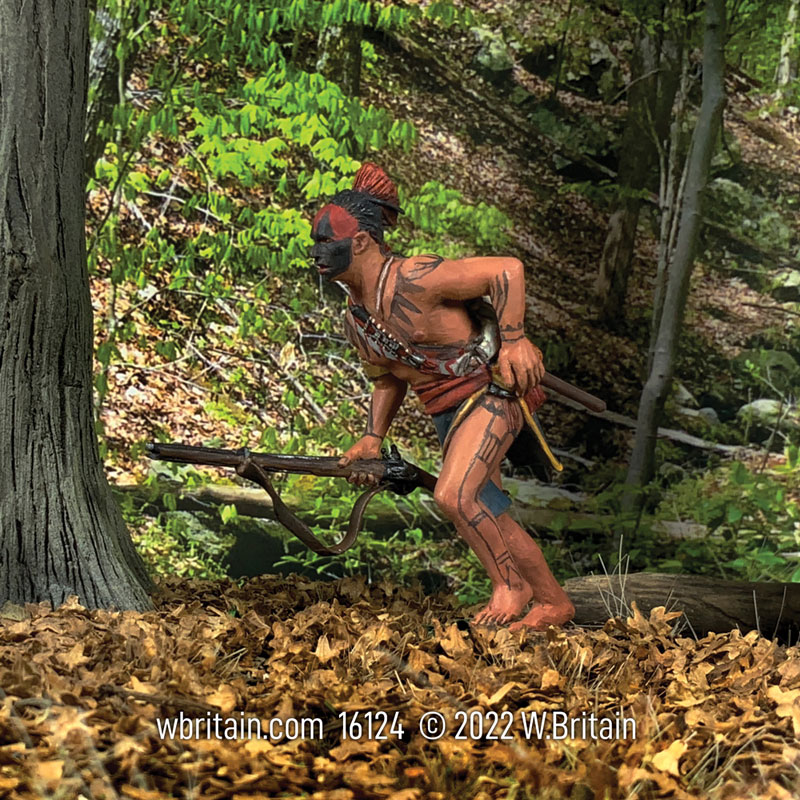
[[316, 22, 363, 97], [649, 47, 691, 371], [0, 0, 152, 609], [594, 9, 680, 323], [775, 0, 799, 93], [564, 573, 800, 640], [624, 0, 727, 503]]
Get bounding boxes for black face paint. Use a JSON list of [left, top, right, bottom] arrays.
[[310, 239, 352, 280], [310, 208, 355, 281]]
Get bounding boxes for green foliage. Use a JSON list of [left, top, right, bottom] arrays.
[[557, 178, 619, 206], [270, 473, 491, 603], [538, 443, 800, 586], [394, 181, 512, 257], [656, 455, 800, 582], [706, 178, 793, 257], [727, 0, 799, 94], [528, 106, 610, 160], [736, 348, 800, 399], [543, 339, 573, 374], [123, 497, 236, 580]]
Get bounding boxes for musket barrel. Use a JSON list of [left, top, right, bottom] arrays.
[[145, 442, 387, 479], [144, 441, 437, 554]]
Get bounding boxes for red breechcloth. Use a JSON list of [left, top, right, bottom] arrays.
[[413, 365, 546, 416]]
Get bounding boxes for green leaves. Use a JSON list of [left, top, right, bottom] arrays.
[[657, 458, 800, 582], [184, 67, 412, 207], [397, 180, 512, 256], [220, 503, 238, 524]]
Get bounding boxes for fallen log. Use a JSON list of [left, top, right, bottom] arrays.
[[114, 478, 579, 530], [564, 573, 800, 641], [114, 480, 705, 539], [115, 480, 302, 519]]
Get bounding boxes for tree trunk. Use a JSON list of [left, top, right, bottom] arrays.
[[0, 0, 152, 609], [316, 22, 363, 97], [549, 0, 574, 103], [84, 3, 138, 184], [649, 47, 691, 370], [624, 0, 726, 504], [594, 14, 680, 323], [775, 0, 799, 93], [564, 573, 800, 641]]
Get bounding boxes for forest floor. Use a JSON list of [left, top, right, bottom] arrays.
[[2, 577, 799, 800]]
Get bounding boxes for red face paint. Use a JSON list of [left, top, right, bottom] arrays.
[[310, 206, 359, 281], [312, 204, 359, 240]]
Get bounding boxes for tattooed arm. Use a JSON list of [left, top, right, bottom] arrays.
[[485, 260, 544, 396], [404, 255, 545, 396], [338, 373, 408, 486]]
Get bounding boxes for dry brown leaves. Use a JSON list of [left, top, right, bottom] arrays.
[[1, 577, 799, 799]]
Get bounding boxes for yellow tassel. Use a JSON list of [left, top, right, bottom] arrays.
[[441, 385, 489, 457], [442, 370, 562, 473], [490, 367, 563, 472], [518, 397, 563, 472]]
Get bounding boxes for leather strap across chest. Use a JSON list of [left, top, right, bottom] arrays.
[[348, 300, 486, 377]]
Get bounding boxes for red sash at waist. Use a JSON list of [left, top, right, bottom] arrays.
[[413, 366, 546, 416]]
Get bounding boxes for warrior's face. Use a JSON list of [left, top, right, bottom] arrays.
[[310, 205, 359, 281]]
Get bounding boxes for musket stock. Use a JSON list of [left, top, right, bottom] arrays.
[[541, 373, 606, 413]]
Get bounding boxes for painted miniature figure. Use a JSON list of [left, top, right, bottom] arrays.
[[310, 163, 574, 630]]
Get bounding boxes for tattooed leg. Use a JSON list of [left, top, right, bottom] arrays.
[[487, 466, 575, 629], [434, 396, 533, 625], [496, 514, 575, 630]]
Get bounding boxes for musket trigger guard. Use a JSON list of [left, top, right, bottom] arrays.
[[235, 447, 253, 478]]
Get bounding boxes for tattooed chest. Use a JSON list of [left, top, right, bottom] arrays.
[[388, 303, 473, 346], [387, 270, 431, 338], [387, 263, 473, 345]]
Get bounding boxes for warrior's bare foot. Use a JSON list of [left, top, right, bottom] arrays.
[[508, 601, 575, 632], [472, 583, 534, 626]]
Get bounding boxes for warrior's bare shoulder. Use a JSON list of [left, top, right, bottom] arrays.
[[397, 253, 520, 302], [397, 253, 446, 283]]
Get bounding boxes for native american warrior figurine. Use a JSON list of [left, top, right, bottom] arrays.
[[310, 163, 574, 630]]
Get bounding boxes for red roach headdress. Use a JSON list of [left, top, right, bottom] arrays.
[[313, 163, 403, 246], [352, 162, 402, 228]]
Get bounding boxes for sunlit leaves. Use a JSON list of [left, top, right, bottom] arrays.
[[398, 180, 512, 254]]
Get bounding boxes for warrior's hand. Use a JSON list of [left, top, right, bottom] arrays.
[[338, 435, 383, 486], [496, 338, 545, 396]]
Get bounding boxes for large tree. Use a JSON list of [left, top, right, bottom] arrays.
[[0, 0, 152, 609]]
